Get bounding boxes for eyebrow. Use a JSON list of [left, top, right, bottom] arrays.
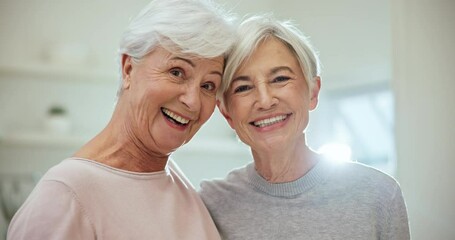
[[270, 66, 295, 75], [231, 66, 295, 84], [171, 56, 223, 77], [171, 57, 195, 67], [231, 75, 251, 84]]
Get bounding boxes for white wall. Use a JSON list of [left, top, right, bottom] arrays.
[[392, 0, 455, 239], [272, 0, 392, 90]]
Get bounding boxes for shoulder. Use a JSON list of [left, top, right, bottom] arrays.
[[337, 161, 399, 185], [330, 161, 403, 199], [8, 189, 94, 239], [37, 158, 130, 202], [8, 160, 96, 239], [199, 164, 250, 203], [43, 158, 106, 189], [200, 164, 249, 191], [24, 158, 106, 208]]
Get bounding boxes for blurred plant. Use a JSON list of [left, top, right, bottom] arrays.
[[48, 105, 66, 116]]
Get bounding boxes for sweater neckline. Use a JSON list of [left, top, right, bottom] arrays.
[[246, 158, 334, 198], [66, 157, 171, 178]]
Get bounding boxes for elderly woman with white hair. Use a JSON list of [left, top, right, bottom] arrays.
[[200, 15, 410, 240], [7, 0, 235, 239]]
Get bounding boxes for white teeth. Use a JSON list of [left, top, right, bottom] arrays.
[[162, 108, 190, 124], [253, 115, 287, 127]]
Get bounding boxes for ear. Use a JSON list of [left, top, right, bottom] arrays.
[[121, 54, 133, 90], [309, 76, 321, 111], [216, 100, 235, 129]]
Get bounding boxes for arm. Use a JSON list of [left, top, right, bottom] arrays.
[[7, 180, 95, 240], [384, 185, 411, 240]]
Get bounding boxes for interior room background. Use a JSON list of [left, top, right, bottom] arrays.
[[0, 0, 453, 239]]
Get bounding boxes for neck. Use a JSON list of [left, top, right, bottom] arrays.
[[252, 135, 318, 183], [73, 107, 169, 173]]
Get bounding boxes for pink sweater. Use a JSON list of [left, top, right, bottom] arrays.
[[8, 158, 221, 240]]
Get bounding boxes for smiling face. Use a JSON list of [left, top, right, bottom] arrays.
[[120, 47, 224, 155], [221, 37, 320, 151]]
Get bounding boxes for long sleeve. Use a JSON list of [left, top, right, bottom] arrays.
[[7, 180, 95, 240]]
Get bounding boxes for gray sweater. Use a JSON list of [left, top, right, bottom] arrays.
[[200, 159, 410, 240]]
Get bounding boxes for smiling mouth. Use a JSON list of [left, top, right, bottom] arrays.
[[250, 114, 291, 128], [161, 108, 190, 126]]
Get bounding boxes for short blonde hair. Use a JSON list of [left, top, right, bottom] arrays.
[[219, 15, 320, 108]]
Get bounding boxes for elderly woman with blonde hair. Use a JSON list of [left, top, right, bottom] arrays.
[[200, 15, 410, 240]]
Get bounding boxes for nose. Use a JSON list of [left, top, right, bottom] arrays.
[[255, 84, 278, 110], [179, 83, 201, 112]]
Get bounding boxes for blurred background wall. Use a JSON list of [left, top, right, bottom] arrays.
[[392, 0, 455, 239], [0, 0, 453, 239]]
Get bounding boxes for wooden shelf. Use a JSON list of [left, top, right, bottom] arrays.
[[0, 131, 91, 148], [0, 63, 117, 83], [0, 131, 249, 155]]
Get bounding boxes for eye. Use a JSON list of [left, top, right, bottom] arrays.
[[233, 85, 252, 93], [170, 68, 184, 78], [272, 76, 291, 83], [201, 82, 217, 92]]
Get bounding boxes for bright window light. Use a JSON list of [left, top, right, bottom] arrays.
[[318, 143, 352, 162]]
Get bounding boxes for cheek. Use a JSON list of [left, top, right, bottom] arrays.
[[227, 99, 247, 118], [199, 97, 217, 122]]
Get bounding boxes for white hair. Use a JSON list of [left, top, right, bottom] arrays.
[[219, 15, 321, 107], [117, 0, 236, 96]]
